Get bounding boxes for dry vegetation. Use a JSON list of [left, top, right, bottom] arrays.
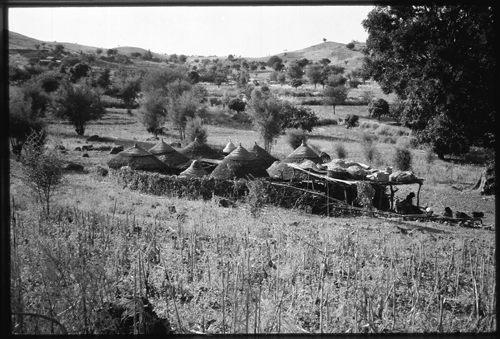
[[9, 90, 496, 334]]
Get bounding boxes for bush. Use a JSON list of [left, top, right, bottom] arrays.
[[19, 131, 64, 216], [396, 136, 415, 149], [334, 143, 348, 159], [344, 114, 359, 128], [185, 117, 208, 143], [360, 132, 377, 144], [362, 140, 381, 164], [287, 130, 309, 150], [301, 99, 324, 106], [394, 147, 413, 171]]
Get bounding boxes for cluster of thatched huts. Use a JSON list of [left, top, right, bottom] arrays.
[[107, 138, 421, 186], [107, 138, 279, 179]]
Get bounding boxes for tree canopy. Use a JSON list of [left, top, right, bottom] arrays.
[[362, 5, 495, 157]]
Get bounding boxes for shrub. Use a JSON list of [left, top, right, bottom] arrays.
[[246, 179, 267, 218], [424, 148, 435, 164], [185, 117, 208, 143], [19, 131, 64, 216], [315, 118, 338, 126], [344, 114, 359, 128], [287, 130, 309, 150], [334, 143, 348, 159], [362, 140, 381, 164], [360, 132, 377, 144], [301, 99, 323, 106], [394, 147, 413, 171], [396, 136, 414, 149]]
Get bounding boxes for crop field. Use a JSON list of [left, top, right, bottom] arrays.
[[9, 94, 496, 334]]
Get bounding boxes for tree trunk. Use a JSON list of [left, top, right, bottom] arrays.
[[75, 126, 85, 136]]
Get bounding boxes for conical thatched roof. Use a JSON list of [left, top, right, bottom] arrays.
[[223, 140, 237, 155], [148, 139, 190, 168], [107, 144, 177, 173], [179, 160, 208, 178], [211, 144, 265, 179], [283, 141, 322, 164], [179, 138, 223, 160], [226, 144, 252, 160], [249, 142, 277, 177]]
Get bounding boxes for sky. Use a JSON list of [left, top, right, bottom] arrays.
[[9, 6, 373, 58]]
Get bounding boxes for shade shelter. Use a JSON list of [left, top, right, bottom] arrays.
[[148, 139, 190, 169], [178, 160, 208, 178], [107, 143, 177, 174], [179, 138, 224, 160], [283, 141, 322, 164]]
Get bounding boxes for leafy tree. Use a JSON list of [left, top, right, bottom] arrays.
[[51, 79, 106, 135], [346, 42, 355, 50], [95, 48, 103, 55], [306, 64, 324, 89], [139, 90, 167, 137], [113, 73, 142, 114], [227, 54, 234, 61], [325, 64, 345, 75], [185, 117, 208, 143], [269, 71, 279, 82], [323, 85, 348, 114], [167, 91, 199, 140], [9, 89, 47, 156], [188, 70, 200, 84], [179, 54, 188, 63], [69, 62, 91, 83], [248, 89, 283, 152], [368, 98, 390, 121], [107, 48, 118, 56], [297, 58, 310, 68], [280, 102, 318, 132], [96, 67, 112, 90], [272, 62, 284, 72], [319, 58, 331, 66], [53, 43, 65, 56], [213, 72, 227, 88], [325, 73, 347, 87], [291, 78, 304, 89], [362, 5, 495, 158], [287, 61, 304, 80], [267, 55, 283, 68], [228, 98, 246, 114], [142, 66, 188, 94]]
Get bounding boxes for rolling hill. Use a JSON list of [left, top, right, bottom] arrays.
[[9, 30, 365, 69]]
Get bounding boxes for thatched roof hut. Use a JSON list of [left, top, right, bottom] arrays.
[[179, 138, 224, 160], [249, 142, 277, 177], [211, 144, 268, 179], [223, 140, 237, 155], [148, 139, 190, 168], [107, 143, 177, 174], [283, 141, 322, 164], [178, 160, 208, 178]]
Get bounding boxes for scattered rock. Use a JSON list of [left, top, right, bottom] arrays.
[[82, 145, 93, 151], [110, 145, 124, 154], [64, 163, 84, 171], [82, 153, 89, 158], [87, 135, 101, 142], [472, 211, 484, 218], [74, 146, 82, 152], [55, 144, 66, 150]]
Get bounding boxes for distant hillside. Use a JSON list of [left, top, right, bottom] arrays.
[[251, 41, 366, 71], [9, 30, 364, 69]]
